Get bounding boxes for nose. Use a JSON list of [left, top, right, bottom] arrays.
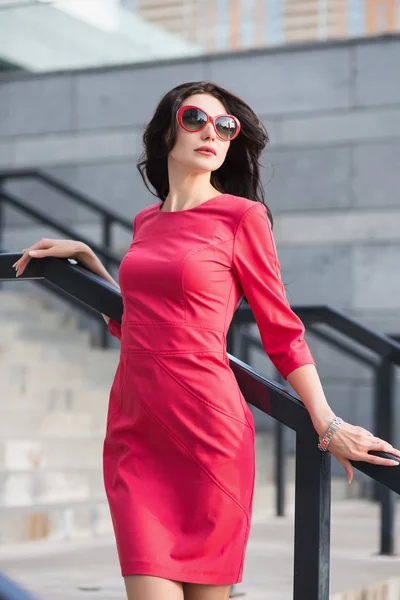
[[202, 120, 216, 140]]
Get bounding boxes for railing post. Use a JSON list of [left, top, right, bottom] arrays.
[[0, 181, 4, 291], [226, 322, 236, 357], [293, 430, 331, 600], [373, 358, 396, 555], [238, 327, 250, 365], [275, 371, 286, 517]]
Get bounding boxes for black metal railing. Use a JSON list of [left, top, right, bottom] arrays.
[[233, 304, 400, 555], [0, 169, 132, 273], [0, 169, 132, 346], [1, 251, 399, 600]]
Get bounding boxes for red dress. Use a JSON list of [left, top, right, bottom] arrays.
[[103, 194, 315, 585]]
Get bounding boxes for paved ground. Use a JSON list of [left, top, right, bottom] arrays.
[[1, 499, 399, 600]]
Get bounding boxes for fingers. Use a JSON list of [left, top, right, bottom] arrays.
[[27, 249, 52, 258], [365, 454, 399, 467], [338, 457, 354, 483], [368, 437, 400, 457], [363, 437, 400, 466], [330, 424, 400, 471], [12, 251, 31, 277], [12, 239, 55, 276]]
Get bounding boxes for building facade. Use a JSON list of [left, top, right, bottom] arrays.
[[123, 0, 400, 51]]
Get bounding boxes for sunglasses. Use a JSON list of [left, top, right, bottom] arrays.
[[176, 105, 241, 141]]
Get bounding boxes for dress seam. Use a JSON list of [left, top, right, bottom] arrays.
[[152, 354, 252, 430], [121, 349, 223, 355], [231, 203, 264, 273], [180, 237, 234, 323], [134, 381, 251, 523], [123, 322, 224, 332]]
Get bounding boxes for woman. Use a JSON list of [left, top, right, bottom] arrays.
[[13, 81, 400, 600]]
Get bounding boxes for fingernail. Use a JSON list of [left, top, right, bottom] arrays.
[[391, 460, 399, 465], [28, 251, 37, 257]]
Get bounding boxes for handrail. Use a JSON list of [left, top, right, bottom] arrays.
[[0, 170, 132, 347], [0, 252, 123, 322], [0, 169, 132, 230], [233, 304, 400, 366], [1, 251, 399, 600], [0, 189, 121, 268]]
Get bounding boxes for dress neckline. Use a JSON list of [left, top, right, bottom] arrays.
[[158, 194, 226, 214]]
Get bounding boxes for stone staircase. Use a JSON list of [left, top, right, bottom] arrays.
[[0, 290, 360, 547], [0, 291, 117, 545]]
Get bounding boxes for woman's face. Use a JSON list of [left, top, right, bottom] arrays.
[[168, 93, 232, 173]]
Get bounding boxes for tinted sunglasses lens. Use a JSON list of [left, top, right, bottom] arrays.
[[181, 108, 207, 130], [215, 116, 237, 140]]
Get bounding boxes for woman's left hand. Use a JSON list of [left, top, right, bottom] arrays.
[[323, 422, 400, 483]]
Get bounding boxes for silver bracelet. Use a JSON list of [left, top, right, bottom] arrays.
[[318, 417, 344, 451]]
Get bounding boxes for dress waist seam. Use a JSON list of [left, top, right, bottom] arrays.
[[123, 321, 225, 333], [120, 349, 224, 355]]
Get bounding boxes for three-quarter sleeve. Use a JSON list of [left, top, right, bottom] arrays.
[[107, 213, 139, 341], [108, 318, 122, 340], [232, 203, 315, 380]]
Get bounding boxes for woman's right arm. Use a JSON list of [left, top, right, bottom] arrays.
[[13, 239, 119, 326], [74, 244, 120, 325]]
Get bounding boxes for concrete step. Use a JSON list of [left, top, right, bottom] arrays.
[[0, 438, 104, 470], [0, 408, 99, 439], [0, 467, 104, 507], [0, 292, 46, 311], [1, 387, 110, 416], [0, 367, 115, 396], [0, 355, 116, 390], [0, 497, 112, 544], [0, 371, 87, 399], [0, 322, 92, 346], [0, 357, 84, 378], [0, 339, 51, 359], [55, 346, 120, 364], [0, 309, 78, 329]]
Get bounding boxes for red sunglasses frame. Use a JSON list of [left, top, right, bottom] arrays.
[[176, 105, 241, 141]]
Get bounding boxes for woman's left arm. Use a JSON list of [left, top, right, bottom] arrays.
[[287, 364, 400, 482], [233, 203, 400, 483]]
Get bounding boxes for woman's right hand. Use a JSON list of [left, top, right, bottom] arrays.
[[13, 238, 86, 277]]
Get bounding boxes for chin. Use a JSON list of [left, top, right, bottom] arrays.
[[185, 158, 216, 172]]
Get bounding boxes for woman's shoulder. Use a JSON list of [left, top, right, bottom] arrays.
[[133, 202, 159, 226], [223, 194, 267, 221]]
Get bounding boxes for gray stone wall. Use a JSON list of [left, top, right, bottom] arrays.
[[1, 35, 399, 472]]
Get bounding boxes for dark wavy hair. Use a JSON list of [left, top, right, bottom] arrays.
[[136, 80, 273, 226]]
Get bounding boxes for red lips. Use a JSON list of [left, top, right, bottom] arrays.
[[195, 146, 216, 155]]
